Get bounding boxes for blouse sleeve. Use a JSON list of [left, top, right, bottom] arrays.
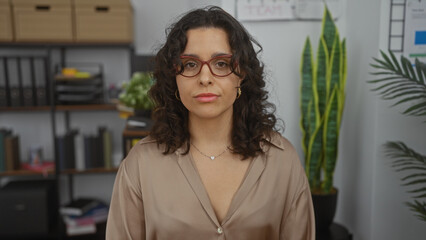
[[279, 151, 315, 240], [106, 159, 145, 240], [280, 184, 315, 240]]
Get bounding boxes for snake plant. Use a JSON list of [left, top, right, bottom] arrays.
[[300, 6, 346, 194], [369, 51, 426, 222]]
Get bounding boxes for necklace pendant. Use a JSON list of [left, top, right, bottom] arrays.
[[210, 156, 215, 160]]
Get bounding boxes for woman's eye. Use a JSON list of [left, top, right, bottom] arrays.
[[184, 61, 198, 69], [215, 60, 229, 68]]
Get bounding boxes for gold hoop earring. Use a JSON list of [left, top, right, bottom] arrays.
[[236, 87, 242, 99], [175, 90, 181, 101]]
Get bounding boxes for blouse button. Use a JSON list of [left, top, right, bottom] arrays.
[[217, 227, 223, 234]]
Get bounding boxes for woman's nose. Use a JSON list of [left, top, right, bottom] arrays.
[[198, 63, 213, 86]]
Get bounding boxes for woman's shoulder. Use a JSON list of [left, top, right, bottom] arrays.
[[264, 132, 305, 179], [264, 131, 297, 154], [132, 135, 164, 151], [263, 131, 302, 168], [121, 135, 163, 166], [138, 135, 157, 145]]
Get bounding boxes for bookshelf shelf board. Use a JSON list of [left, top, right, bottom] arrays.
[[0, 106, 51, 112], [54, 73, 102, 81], [55, 104, 117, 111], [61, 167, 118, 175], [123, 129, 150, 137], [0, 42, 133, 48], [0, 169, 55, 177], [0, 104, 117, 112]]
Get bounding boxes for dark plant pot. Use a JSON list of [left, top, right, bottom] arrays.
[[134, 109, 152, 118], [312, 188, 338, 232]]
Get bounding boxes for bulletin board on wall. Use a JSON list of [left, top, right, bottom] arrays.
[[235, 0, 342, 21], [389, 0, 426, 63]]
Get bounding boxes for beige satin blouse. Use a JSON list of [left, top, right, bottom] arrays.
[[106, 133, 315, 240]]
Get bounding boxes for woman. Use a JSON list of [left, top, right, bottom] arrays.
[[106, 6, 314, 240]]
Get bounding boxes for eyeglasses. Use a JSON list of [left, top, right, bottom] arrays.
[[178, 55, 234, 77]]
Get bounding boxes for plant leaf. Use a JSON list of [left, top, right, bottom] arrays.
[[402, 178, 426, 186], [379, 50, 396, 70], [321, 7, 336, 59], [316, 37, 328, 118], [367, 76, 406, 84], [300, 37, 314, 154], [306, 122, 323, 190], [384, 141, 426, 219], [403, 101, 426, 116], [369, 51, 426, 119], [401, 55, 416, 80], [389, 50, 403, 73], [415, 58, 425, 84], [405, 201, 426, 222], [408, 187, 426, 194], [383, 90, 426, 100], [391, 95, 426, 107], [322, 86, 339, 193]]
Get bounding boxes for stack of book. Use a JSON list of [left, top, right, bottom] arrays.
[[83, 126, 113, 169], [60, 198, 109, 236], [55, 126, 113, 171], [0, 128, 20, 172], [55, 130, 78, 171]]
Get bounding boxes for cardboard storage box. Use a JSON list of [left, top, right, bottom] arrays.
[[0, 0, 13, 41], [73, 0, 133, 43], [12, 0, 73, 42]]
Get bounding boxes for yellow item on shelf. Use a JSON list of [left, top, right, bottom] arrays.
[[119, 111, 133, 119], [132, 138, 141, 147], [75, 72, 91, 78], [62, 68, 77, 76]]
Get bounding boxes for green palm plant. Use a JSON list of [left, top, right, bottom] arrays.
[[300, 6, 347, 194], [369, 50, 426, 222]]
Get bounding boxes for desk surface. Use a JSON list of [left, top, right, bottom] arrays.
[[317, 223, 352, 240]]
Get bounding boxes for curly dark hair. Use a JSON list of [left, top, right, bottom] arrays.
[[148, 6, 278, 159]]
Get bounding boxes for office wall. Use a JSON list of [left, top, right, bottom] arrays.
[[133, 0, 221, 55]]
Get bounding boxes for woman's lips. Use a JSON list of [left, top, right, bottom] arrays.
[[195, 93, 218, 102]]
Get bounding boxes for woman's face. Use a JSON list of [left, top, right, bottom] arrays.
[[176, 27, 243, 121]]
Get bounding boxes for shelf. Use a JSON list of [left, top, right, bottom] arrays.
[[123, 128, 150, 137], [0, 169, 55, 177], [0, 106, 51, 112], [0, 42, 133, 48], [0, 104, 117, 112], [55, 104, 116, 111], [0, 167, 119, 177], [55, 74, 101, 81], [61, 167, 118, 175]]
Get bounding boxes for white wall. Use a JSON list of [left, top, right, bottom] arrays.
[[336, 0, 381, 239], [133, 0, 221, 55]]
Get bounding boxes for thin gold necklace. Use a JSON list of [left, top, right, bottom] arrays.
[[190, 142, 229, 160]]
